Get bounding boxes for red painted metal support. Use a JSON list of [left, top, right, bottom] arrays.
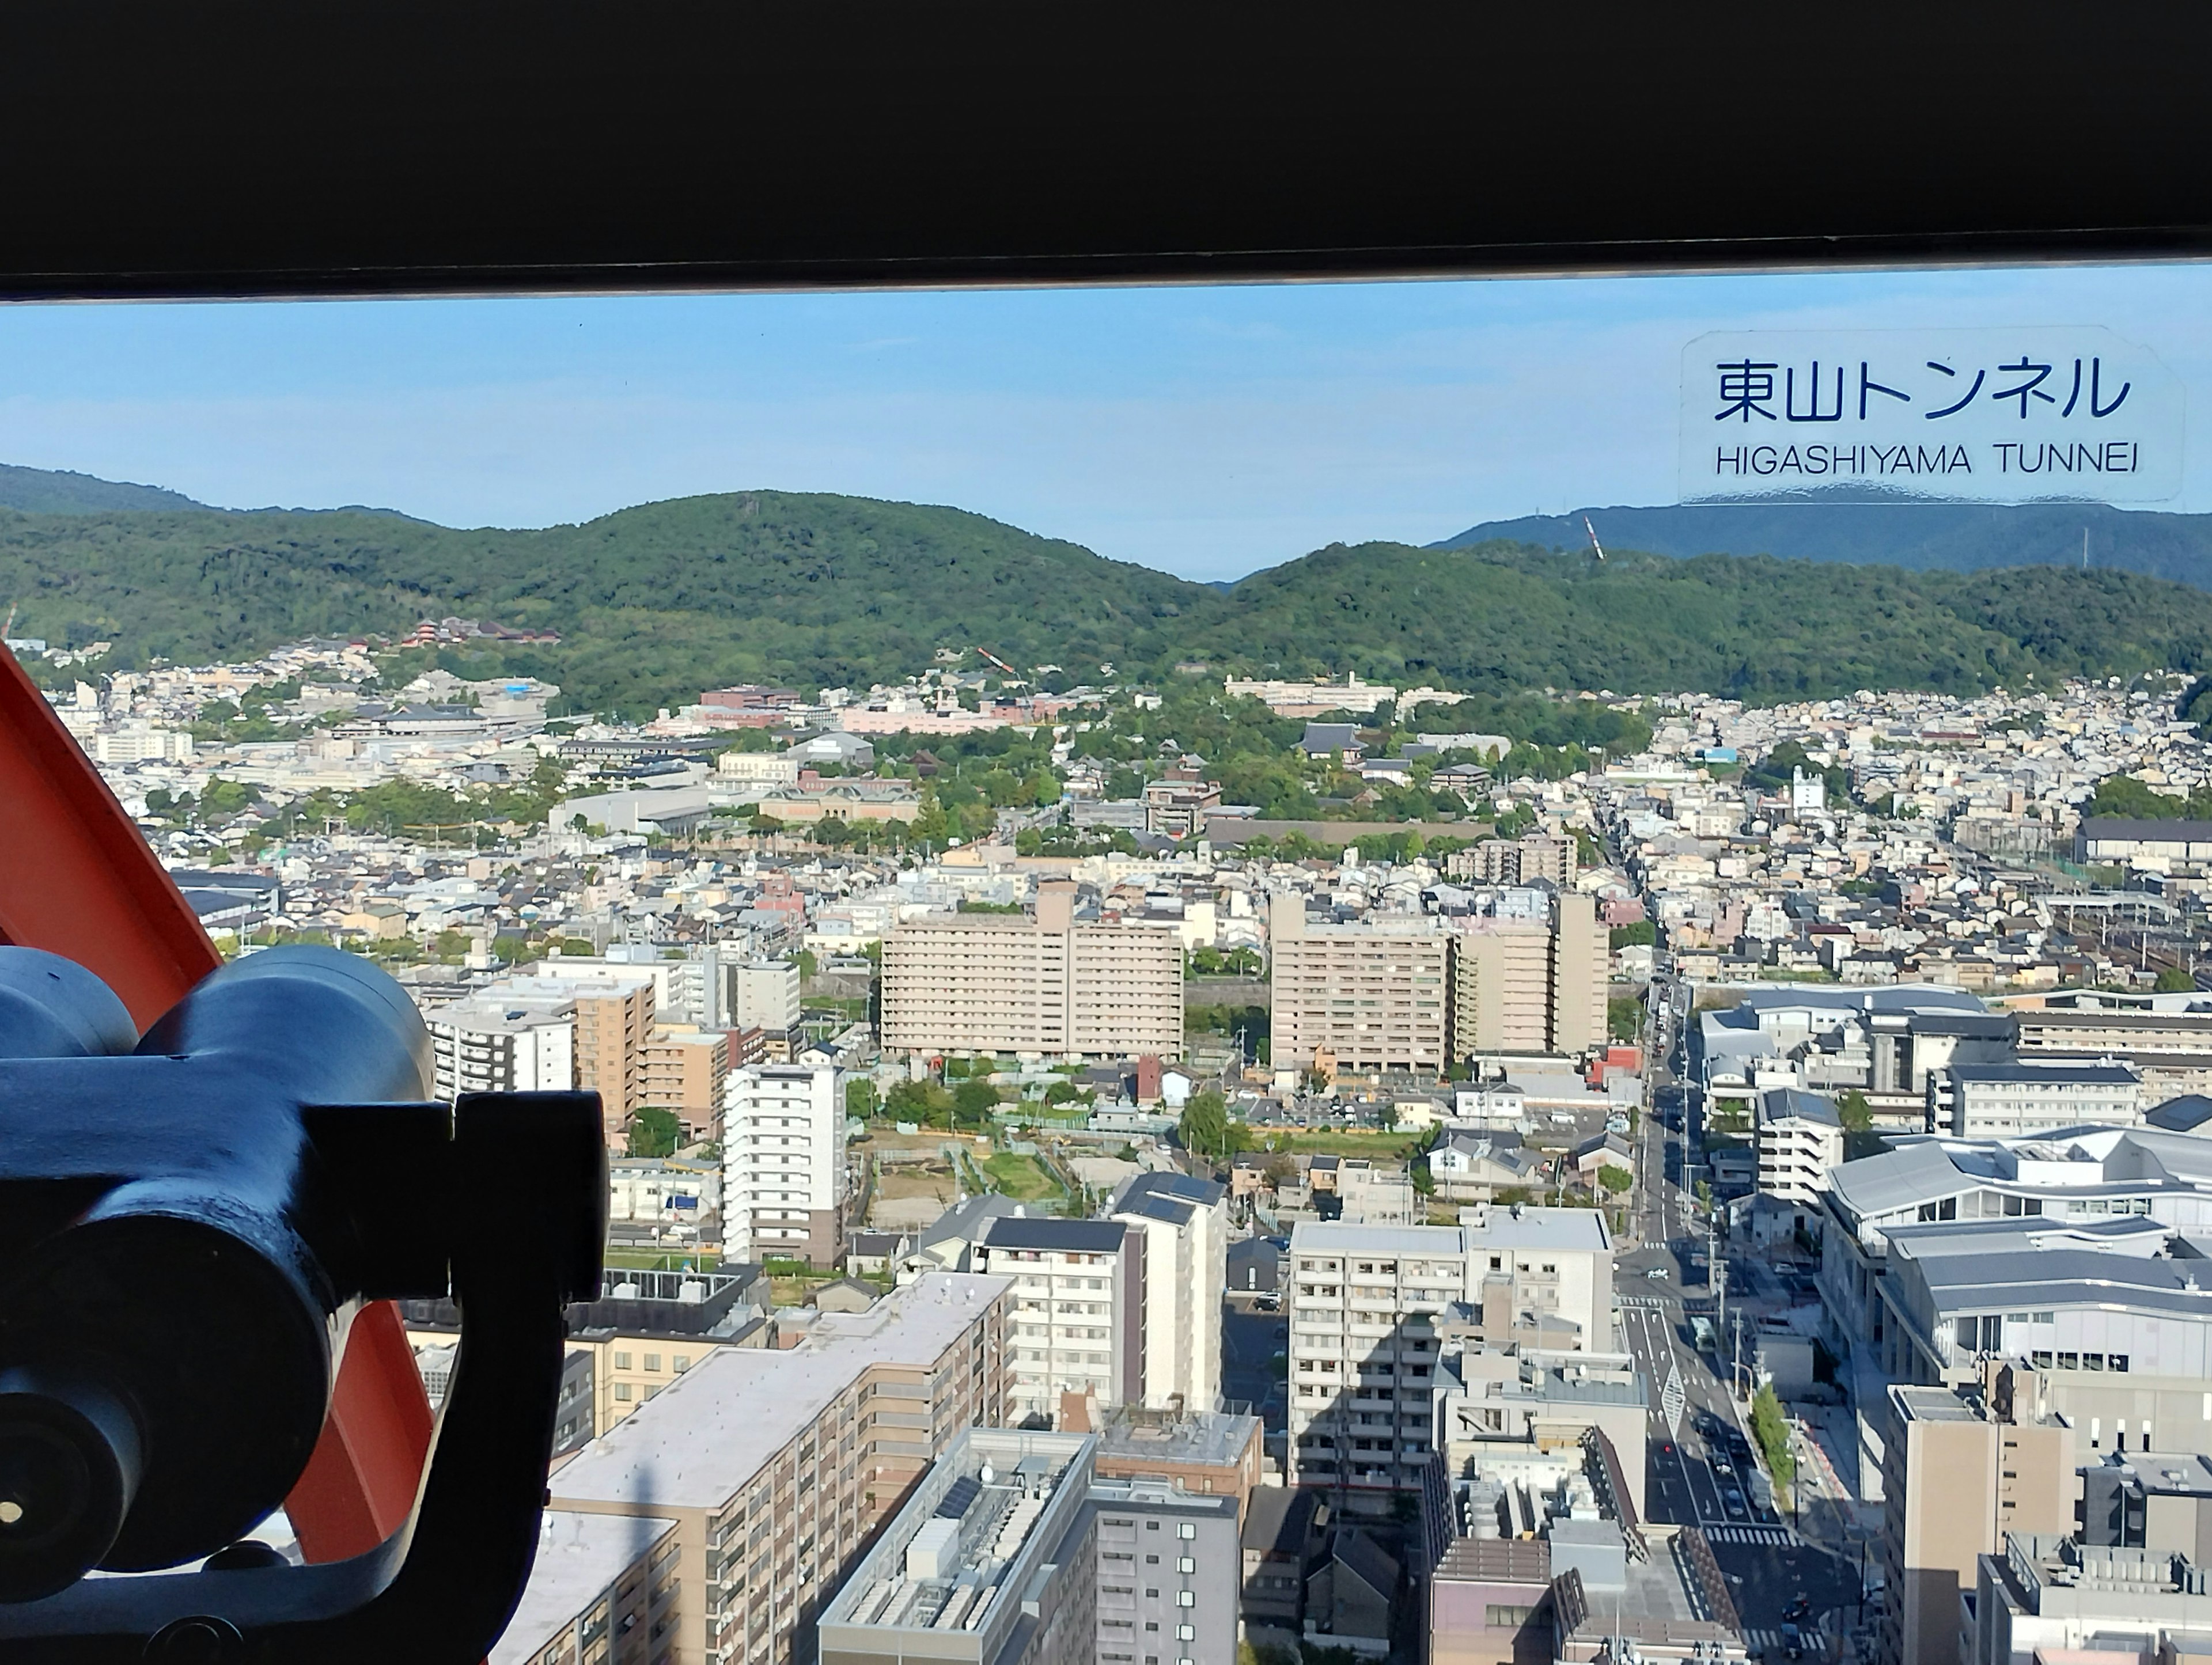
[[0, 644, 433, 1562]]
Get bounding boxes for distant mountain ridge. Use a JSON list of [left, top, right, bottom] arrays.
[[1434, 499, 2212, 589], [0, 463, 214, 514], [7, 471, 2212, 718], [0, 462, 427, 522]]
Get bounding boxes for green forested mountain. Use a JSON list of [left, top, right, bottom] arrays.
[[1438, 499, 2212, 589], [1211, 542, 2212, 700], [6, 486, 2212, 716]]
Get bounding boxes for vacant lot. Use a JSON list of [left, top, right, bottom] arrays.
[[980, 1151, 1065, 1209], [1247, 1130, 1427, 1162]]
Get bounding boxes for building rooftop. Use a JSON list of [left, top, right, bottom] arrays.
[[1431, 1534, 1552, 1585], [1759, 1087, 1841, 1128], [551, 1271, 1008, 1512], [1290, 1222, 1468, 1256], [1949, 1061, 2141, 1086], [979, 1216, 1130, 1254], [1093, 1406, 1259, 1471], [490, 1511, 679, 1665], [817, 1428, 1094, 1659]]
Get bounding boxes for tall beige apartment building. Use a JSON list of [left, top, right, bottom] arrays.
[[1881, 1367, 2076, 1665], [641, 1023, 730, 1143], [1270, 899, 1451, 1075], [483, 972, 657, 1147], [880, 881, 1182, 1058], [1270, 889, 1606, 1075], [548, 1270, 1012, 1665]]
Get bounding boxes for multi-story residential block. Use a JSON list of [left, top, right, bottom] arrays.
[[1880, 1368, 2076, 1665], [815, 1427, 1240, 1665], [1286, 1210, 1613, 1503], [1927, 1059, 2145, 1137], [974, 1216, 1146, 1421], [1108, 1171, 1228, 1414], [488, 1511, 683, 1665], [640, 1023, 730, 1143], [1271, 889, 1604, 1076], [423, 991, 575, 1097], [880, 881, 1182, 1059], [1755, 1086, 1844, 1211], [1447, 914, 1555, 1057], [1270, 898, 1452, 1075], [1444, 833, 1578, 888], [729, 958, 803, 1034], [722, 1063, 847, 1266], [547, 1271, 1011, 1665], [493, 969, 657, 1146]]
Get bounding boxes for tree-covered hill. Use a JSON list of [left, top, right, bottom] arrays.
[[6, 487, 2212, 715], [1437, 498, 2212, 589], [1203, 541, 2212, 700]]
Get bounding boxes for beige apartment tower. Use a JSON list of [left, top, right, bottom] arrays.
[[1270, 897, 1452, 1074], [1271, 889, 1606, 1075], [880, 881, 1182, 1058], [1880, 1367, 2075, 1665], [573, 976, 657, 1148], [640, 1023, 730, 1143]]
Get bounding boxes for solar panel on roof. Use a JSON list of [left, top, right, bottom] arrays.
[[935, 1476, 981, 1519]]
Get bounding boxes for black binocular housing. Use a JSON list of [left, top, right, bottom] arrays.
[[0, 944, 606, 1662]]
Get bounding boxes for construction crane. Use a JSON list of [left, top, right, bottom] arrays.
[[1583, 514, 1607, 561]]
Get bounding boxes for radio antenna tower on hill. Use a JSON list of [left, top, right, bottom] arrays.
[[1583, 514, 1607, 561]]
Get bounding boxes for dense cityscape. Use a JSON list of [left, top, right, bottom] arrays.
[[22, 612, 2212, 1665]]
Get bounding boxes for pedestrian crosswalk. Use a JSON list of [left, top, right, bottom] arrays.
[[1700, 1524, 1795, 1546]]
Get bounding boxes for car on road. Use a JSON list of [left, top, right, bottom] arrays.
[[1724, 1488, 1747, 1519], [1711, 1459, 1734, 1478], [1645, 1267, 1669, 1280]]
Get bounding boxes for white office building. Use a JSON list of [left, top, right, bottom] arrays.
[[721, 1063, 847, 1266], [1927, 1060, 2145, 1137]]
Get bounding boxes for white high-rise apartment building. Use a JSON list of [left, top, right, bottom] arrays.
[[424, 989, 577, 1097], [972, 1216, 1144, 1421], [1286, 1209, 1613, 1498], [729, 958, 802, 1033], [722, 1064, 847, 1266], [881, 881, 1181, 1059], [1109, 1171, 1228, 1414]]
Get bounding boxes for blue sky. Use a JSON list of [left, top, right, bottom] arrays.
[[0, 263, 2207, 582]]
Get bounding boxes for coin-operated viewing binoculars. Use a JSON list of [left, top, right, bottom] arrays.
[[0, 945, 608, 1662]]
